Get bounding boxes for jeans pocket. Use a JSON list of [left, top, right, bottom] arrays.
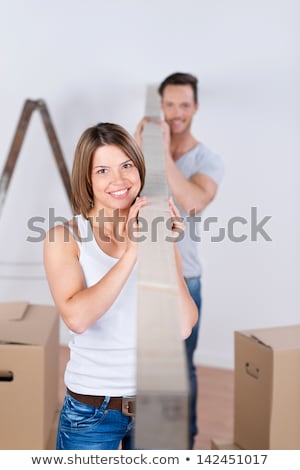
[[59, 394, 106, 430]]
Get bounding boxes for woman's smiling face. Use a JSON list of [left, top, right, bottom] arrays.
[[90, 144, 141, 212]]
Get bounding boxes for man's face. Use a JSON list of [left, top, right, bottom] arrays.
[[161, 84, 198, 136]]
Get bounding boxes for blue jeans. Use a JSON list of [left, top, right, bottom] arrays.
[[184, 276, 202, 449], [56, 392, 135, 450]]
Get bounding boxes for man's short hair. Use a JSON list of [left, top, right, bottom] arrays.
[[158, 72, 198, 104]]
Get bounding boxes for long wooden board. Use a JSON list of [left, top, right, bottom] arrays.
[[135, 86, 189, 449]]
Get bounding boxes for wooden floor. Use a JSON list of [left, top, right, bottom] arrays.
[[195, 364, 234, 449], [59, 346, 234, 450]]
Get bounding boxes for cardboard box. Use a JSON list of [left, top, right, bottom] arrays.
[[0, 302, 59, 449], [234, 325, 300, 449], [46, 409, 60, 450], [211, 437, 241, 450]]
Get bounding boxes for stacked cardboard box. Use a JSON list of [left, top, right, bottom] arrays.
[[46, 408, 60, 450], [0, 302, 59, 449], [212, 325, 300, 450]]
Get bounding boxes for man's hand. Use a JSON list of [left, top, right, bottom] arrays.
[[134, 117, 171, 156], [134, 117, 149, 148]]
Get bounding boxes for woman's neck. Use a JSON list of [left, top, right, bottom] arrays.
[[88, 206, 128, 240]]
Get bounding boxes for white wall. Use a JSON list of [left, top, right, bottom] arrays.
[[0, 0, 299, 368]]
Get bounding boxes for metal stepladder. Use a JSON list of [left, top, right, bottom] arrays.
[[0, 99, 72, 217]]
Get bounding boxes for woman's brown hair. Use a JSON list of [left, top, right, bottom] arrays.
[[71, 123, 146, 218]]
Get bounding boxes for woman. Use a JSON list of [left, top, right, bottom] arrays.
[[44, 122, 197, 450]]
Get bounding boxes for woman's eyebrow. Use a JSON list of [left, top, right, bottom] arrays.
[[93, 159, 132, 170], [93, 164, 109, 169]]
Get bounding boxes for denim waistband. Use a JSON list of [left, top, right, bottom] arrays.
[[184, 276, 201, 281]]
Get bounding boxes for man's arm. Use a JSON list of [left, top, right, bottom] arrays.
[[135, 117, 220, 214], [165, 155, 218, 214], [161, 116, 219, 213]]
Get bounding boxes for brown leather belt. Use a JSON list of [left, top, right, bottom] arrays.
[[67, 388, 136, 416]]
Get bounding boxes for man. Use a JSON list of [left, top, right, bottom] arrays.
[[136, 72, 224, 448]]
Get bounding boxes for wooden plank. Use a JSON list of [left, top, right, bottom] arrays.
[[135, 85, 189, 449]]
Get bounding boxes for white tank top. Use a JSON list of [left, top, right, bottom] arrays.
[[64, 214, 137, 396]]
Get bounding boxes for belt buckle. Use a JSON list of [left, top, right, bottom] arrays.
[[122, 396, 136, 416]]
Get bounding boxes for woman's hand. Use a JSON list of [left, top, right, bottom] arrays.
[[168, 196, 185, 242], [125, 196, 147, 255]]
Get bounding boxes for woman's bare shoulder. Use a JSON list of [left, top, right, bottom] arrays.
[[45, 217, 80, 245]]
